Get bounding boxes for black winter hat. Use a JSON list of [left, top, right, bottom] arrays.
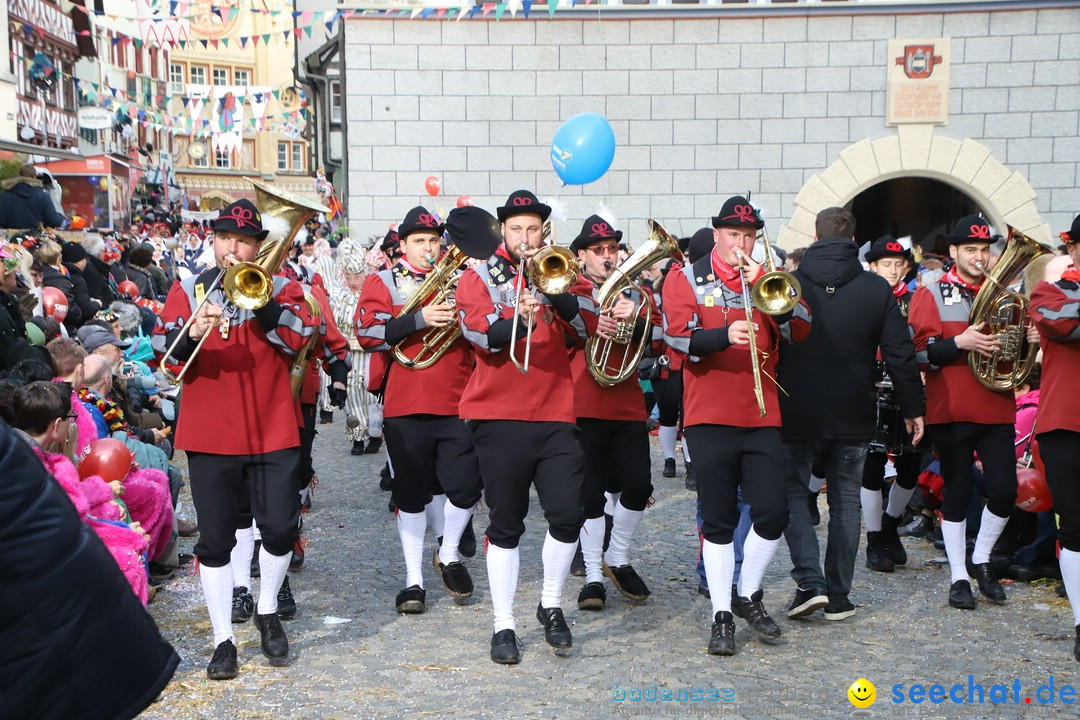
[[444, 206, 501, 259], [210, 199, 268, 241], [397, 206, 444, 241], [496, 190, 551, 223], [864, 234, 912, 263], [61, 242, 87, 263], [946, 214, 993, 245], [688, 227, 715, 264], [570, 214, 623, 253], [711, 196, 764, 230], [381, 229, 400, 253]]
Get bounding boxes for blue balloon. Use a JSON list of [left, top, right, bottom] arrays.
[[550, 112, 616, 186]]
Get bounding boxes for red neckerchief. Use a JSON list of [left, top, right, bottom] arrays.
[[893, 281, 908, 299], [1061, 264, 1080, 283], [398, 257, 429, 278], [710, 247, 742, 292], [495, 244, 516, 267], [944, 267, 983, 293]]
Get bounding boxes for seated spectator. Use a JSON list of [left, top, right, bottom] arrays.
[[35, 239, 84, 331]]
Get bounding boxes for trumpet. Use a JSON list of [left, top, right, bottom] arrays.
[[735, 249, 767, 417], [509, 227, 579, 374], [586, 219, 682, 387], [160, 178, 326, 384]]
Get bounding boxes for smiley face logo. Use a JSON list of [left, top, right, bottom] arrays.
[[848, 678, 876, 709]]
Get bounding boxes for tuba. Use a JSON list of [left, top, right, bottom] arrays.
[[967, 227, 1049, 391], [586, 219, 682, 387], [160, 178, 326, 384]]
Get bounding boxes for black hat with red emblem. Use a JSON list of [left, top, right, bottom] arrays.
[[397, 206, 444, 240], [210, 199, 268, 241], [865, 234, 912, 263], [496, 190, 551, 224], [1061, 214, 1080, 245], [570, 214, 623, 253], [711, 196, 764, 230], [947, 214, 993, 245]]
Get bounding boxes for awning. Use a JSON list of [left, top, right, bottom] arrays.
[[0, 138, 82, 161], [36, 154, 141, 176]]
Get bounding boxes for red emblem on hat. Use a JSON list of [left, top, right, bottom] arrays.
[[885, 241, 904, 253], [512, 196, 533, 206], [227, 205, 256, 229], [896, 45, 943, 80], [969, 224, 990, 240], [591, 222, 613, 238], [724, 204, 758, 225], [418, 213, 437, 228]]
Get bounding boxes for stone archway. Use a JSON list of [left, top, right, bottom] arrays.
[[777, 124, 1052, 250]]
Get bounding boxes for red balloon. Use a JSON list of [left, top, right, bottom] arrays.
[[1016, 467, 1052, 513], [424, 175, 441, 197], [79, 438, 134, 483], [41, 286, 69, 322], [456, 195, 473, 208], [117, 280, 140, 299]]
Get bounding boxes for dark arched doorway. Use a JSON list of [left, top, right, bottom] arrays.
[[849, 177, 986, 257]]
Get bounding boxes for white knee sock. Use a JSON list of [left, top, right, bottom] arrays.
[[702, 540, 735, 616], [861, 487, 883, 532], [439, 500, 474, 565], [736, 527, 780, 599], [396, 510, 427, 589], [808, 473, 825, 493], [487, 544, 519, 633], [972, 507, 1009, 565], [256, 546, 291, 615], [604, 492, 619, 517], [941, 519, 969, 583], [200, 563, 234, 647], [1060, 549, 1080, 626], [230, 525, 254, 590], [886, 483, 916, 519], [579, 516, 606, 584], [605, 502, 644, 568], [540, 532, 577, 609], [427, 494, 446, 540], [682, 437, 692, 463], [659, 425, 678, 460]]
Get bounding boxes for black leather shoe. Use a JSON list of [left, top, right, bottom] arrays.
[[570, 544, 586, 577], [536, 604, 572, 648], [231, 586, 253, 624], [277, 576, 297, 620], [684, 462, 697, 491], [967, 557, 1007, 604], [663, 458, 676, 478], [459, 516, 477, 558], [578, 581, 606, 611], [880, 513, 907, 565], [603, 562, 650, 601], [364, 436, 383, 454], [787, 587, 828, 619], [253, 612, 290, 666], [490, 629, 521, 664], [708, 611, 736, 656], [351, 440, 365, 456], [206, 639, 238, 680], [731, 589, 782, 638], [697, 583, 711, 599], [434, 551, 474, 601], [250, 539, 261, 578], [866, 531, 895, 573], [319, 410, 333, 424], [290, 546, 304, 571], [379, 462, 392, 491], [949, 580, 976, 610], [899, 512, 934, 538], [395, 585, 426, 614]]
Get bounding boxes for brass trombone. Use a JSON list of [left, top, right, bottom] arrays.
[[735, 248, 767, 417], [160, 178, 326, 383], [751, 224, 802, 316], [509, 219, 579, 373]]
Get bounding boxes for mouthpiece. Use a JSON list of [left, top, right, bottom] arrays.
[[603, 260, 613, 270], [346, 415, 361, 429]]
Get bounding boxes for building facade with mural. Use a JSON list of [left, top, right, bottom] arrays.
[[342, 0, 1078, 252]]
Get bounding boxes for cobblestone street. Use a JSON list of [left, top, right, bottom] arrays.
[[142, 426, 1078, 720]]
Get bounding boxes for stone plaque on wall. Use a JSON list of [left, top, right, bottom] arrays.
[[886, 38, 951, 126]]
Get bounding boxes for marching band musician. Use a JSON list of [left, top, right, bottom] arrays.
[[661, 196, 812, 656], [860, 235, 923, 573], [908, 214, 1023, 610], [1029, 215, 1080, 659], [456, 190, 592, 665], [355, 206, 482, 613], [152, 198, 317, 680], [568, 215, 657, 611]]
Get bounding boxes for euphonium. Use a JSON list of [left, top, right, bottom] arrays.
[[586, 219, 682, 387], [968, 226, 1049, 391]]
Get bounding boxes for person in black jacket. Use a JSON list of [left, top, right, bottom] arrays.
[[36, 239, 84, 331], [0, 415, 179, 720], [81, 234, 117, 307], [0, 164, 65, 230], [778, 207, 926, 623], [61, 242, 102, 322], [0, 245, 50, 371]]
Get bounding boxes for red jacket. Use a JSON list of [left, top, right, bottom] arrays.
[[1030, 275, 1080, 435], [569, 278, 654, 421], [153, 269, 317, 454], [457, 254, 592, 423], [909, 277, 1015, 425], [662, 256, 810, 428], [355, 263, 473, 418]]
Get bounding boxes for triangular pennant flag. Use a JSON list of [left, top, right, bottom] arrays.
[[251, 35, 260, 46], [300, 10, 313, 26], [240, 36, 248, 48], [548, 0, 558, 16], [437, 8, 447, 18], [199, 38, 208, 48], [294, 26, 303, 37], [262, 33, 271, 44], [221, 38, 229, 47], [522, 0, 532, 17], [494, 2, 507, 20], [210, 39, 219, 48], [421, 7, 434, 19], [482, 2, 495, 16]]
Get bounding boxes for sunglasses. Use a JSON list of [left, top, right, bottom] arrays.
[[587, 245, 620, 257]]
